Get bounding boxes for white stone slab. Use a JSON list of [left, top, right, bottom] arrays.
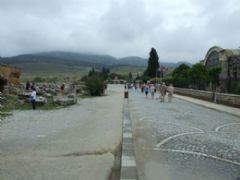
[[123, 132, 132, 138], [122, 156, 136, 167]]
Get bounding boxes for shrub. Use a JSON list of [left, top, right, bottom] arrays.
[[85, 75, 105, 96], [33, 76, 45, 82], [163, 75, 174, 85]]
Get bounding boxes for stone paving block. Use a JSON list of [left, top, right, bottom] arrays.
[[122, 148, 135, 157], [122, 142, 134, 150], [123, 137, 133, 144], [122, 156, 136, 167], [123, 132, 133, 138], [120, 167, 138, 179], [123, 129, 133, 133]]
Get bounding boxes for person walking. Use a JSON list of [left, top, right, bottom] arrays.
[[167, 84, 174, 102], [160, 82, 167, 102], [26, 81, 30, 91], [30, 88, 37, 110], [144, 84, 149, 98], [60, 83, 65, 95], [150, 84, 155, 99]]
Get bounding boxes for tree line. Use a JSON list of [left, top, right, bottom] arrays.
[[140, 48, 222, 91], [83, 47, 222, 96], [164, 63, 221, 90]]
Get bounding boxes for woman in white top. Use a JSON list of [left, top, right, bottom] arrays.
[[30, 88, 37, 110], [150, 84, 155, 99]]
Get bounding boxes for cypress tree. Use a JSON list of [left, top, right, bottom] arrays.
[[144, 48, 159, 78]]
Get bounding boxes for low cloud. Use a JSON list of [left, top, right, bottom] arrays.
[[0, 0, 239, 63]]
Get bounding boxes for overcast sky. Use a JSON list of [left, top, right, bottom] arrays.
[[0, 0, 240, 62]]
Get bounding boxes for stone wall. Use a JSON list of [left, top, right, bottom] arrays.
[[215, 93, 240, 107], [175, 88, 240, 108], [175, 88, 213, 101]]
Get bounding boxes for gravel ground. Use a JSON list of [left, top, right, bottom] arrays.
[[0, 85, 124, 180]]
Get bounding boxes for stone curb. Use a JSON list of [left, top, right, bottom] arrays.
[[120, 99, 138, 180]]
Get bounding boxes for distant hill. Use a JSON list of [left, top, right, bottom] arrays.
[[117, 56, 147, 66], [1, 52, 116, 68], [0, 51, 192, 77], [117, 56, 192, 68], [164, 61, 192, 68], [35, 51, 117, 66]]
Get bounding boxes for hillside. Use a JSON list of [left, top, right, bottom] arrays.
[[117, 56, 147, 66], [0, 51, 192, 78]]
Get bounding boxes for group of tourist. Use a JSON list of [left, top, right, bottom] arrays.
[[127, 82, 175, 102]]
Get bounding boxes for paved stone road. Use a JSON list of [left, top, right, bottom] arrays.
[[129, 92, 240, 180]]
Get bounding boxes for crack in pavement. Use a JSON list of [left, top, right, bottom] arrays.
[[56, 150, 114, 157]]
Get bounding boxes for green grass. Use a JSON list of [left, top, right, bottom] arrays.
[[17, 62, 90, 81], [0, 95, 65, 113], [21, 71, 89, 82], [16, 61, 146, 82]]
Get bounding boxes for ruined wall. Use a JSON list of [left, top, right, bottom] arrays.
[[0, 65, 21, 92], [175, 87, 240, 108]]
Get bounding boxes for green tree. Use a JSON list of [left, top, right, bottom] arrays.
[[33, 76, 45, 82], [162, 75, 174, 85], [135, 73, 140, 81], [88, 67, 95, 76], [144, 48, 159, 78], [128, 72, 133, 82], [101, 67, 110, 80], [172, 64, 190, 88], [189, 63, 209, 90], [208, 67, 222, 91], [102, 67, 110, 75]]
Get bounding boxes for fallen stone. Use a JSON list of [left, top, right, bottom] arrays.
[[18, 92, 31, 99], [36, 96, 47, 105], [53, 97, 77, 106]]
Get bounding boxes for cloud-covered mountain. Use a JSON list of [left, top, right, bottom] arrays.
[[0, 51, 192, 75]]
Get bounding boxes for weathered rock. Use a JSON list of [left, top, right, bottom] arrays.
[[18, 92, 31, 99], [36, 96, 47, 105], [18, 93, 47, 105], [44, 88, 58, 95], [53, 97, 77, 106], [75, 83, 86, 94], [0, 65, 21, 87], [44, 93, 52, 97], [0, 76, 7, 92], [67, 93, 76, 99]]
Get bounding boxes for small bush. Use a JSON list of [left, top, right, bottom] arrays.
[[33, 76, 45, 82], [85, 75, 105, 96]]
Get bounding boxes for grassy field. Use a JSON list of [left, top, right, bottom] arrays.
[[20, 64, 145, 81], [19, 63, 90, 81]]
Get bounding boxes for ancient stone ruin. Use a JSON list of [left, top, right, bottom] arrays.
[[0, 64, 87, 109], [0, 65, 21, 92]]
